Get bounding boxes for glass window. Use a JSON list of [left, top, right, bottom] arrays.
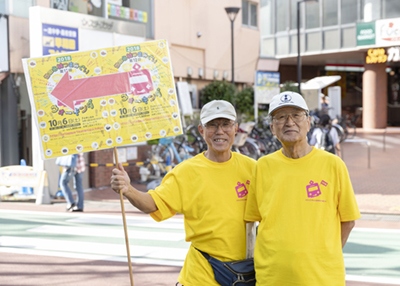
[[324, 29, 340, 49], [384, 0, 400, 19], [9, 0, 34, 18], [250, 3, 257, 26], [290, 34, 305, 54], [66, 0, 104, 17], [108, 0, 154, 39], [260, 0, 273, 36], [290, 0, 304, 30], [362, 0, 381, 22], [342, 27, 356, 48], [306, 32, 321, 51], [306, 1, 320, 29], [242, 0, 258, 28], [261, 38, 275, 56], [323, 0, 338, 26], [242, 0, 249, 25], [0, 0, 6, 14], [341, 0, 357, 24], [276, 37, 289, 55], [276, 0, 288, 32]]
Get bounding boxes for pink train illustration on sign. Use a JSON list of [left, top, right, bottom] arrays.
[[128, 63, 154, 96]]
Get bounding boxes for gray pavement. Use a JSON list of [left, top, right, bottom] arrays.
[[1, 128, 400, 285]]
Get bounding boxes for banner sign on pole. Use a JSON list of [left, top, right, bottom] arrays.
[[22, 39, 182, 160], [254, 71, 280, 104], [42, 23, 79, 56]]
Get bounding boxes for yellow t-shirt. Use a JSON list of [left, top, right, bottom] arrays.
[[244, 147, 361, 286], [148, 151, 256, 286]]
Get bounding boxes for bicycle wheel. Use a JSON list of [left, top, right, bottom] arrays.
[[239, 140, 261, 160], [186, 125, 206, 155], [153, 143, 175, 164]]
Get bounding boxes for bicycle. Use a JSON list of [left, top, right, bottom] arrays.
[[154, 136, 194, 165], [232, 122, 262, 160], [181, 124, 207, 155]]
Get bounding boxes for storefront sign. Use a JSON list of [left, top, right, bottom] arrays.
[[42, 24, 79, 55], [366, 48, 387, 64], [254, 71, 280, 104], [107, 4, 148, 23], [0, 166, 41, 187], [356, 22, 375, 46], [22, 40, 182, 160], [365, 47, 400, 64], [388, 46, 400, 62], [376, 18, 400, 46]]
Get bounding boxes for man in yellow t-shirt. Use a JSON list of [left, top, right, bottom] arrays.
[[245, 92, 361, 286], [111, 100, 256, 285]]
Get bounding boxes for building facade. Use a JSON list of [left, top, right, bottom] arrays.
[[260, 0, 400, 128], [0, 0, 263, 192]]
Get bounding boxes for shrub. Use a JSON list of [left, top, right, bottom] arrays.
[[200, 81, 236, 106]]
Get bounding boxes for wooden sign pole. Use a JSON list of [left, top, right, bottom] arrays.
[[114, 147, 134, 286]]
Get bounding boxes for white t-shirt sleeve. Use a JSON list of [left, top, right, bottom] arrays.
[[310, 128, 321, 147]]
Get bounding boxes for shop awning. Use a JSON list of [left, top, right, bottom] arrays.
[[302, 75, 341, 90]]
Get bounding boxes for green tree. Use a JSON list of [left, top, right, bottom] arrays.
[[236, 87, 254, 115], [280, 81, 299, 93], [200, 81, 236, 105]]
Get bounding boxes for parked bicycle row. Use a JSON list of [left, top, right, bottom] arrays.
[[141, 109, 358, 180]]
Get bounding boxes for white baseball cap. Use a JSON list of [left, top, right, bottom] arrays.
[[200, 100, 236, 125], [268, 91, 309, 115]]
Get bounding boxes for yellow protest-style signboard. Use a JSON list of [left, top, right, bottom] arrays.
[[22, 40, 182, 160]]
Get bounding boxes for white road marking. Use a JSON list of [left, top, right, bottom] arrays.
[[346, 274, 400, 285], [0, 236, 189, 261], [0, 247, 184, 267], [27, 225, 185, 241], [353, 227, 400, 234]]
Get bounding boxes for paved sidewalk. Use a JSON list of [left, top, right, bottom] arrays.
[[1, 128, 400, 286], [341, 128, 400, 215]]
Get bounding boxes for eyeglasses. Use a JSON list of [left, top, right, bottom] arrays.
[[273, 111, 307, 124], [204, 121, 236, 132]]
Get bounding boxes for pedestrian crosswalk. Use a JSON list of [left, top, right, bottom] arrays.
[[1, 209, 400, 285], [0, 209, 190, 267]]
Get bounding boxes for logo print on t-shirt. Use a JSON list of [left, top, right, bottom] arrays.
[[306, 180, 321, 198], [235, 181, 248, 198]]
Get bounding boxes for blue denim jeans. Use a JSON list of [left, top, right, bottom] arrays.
[[60, 168, 84, 209]]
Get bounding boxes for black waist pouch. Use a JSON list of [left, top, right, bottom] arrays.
[[196, 248, 256, 286]]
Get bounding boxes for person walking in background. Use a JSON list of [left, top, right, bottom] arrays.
[[111, 100, 256, 285], [57, 153, 86, 212], [310, 113, 341, 157], [245, 91, 360, 285]]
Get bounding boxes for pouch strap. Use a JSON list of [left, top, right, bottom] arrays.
[[195, 247, 211, 260]]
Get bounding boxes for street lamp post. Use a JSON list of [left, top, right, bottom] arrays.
[[225, 7, 240, 85], [297, 0, 318, 94]]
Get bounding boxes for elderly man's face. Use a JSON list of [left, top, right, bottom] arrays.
[[270, 106, 311, 145], [199, 118, 238, 155]]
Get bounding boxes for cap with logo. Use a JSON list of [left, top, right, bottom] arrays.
[[268, 91, 309, 116], [200, 100, 236, 125]]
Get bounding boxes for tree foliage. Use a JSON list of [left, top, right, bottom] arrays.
[[200, 81, 254, 120], [280, 81, 299, 93], [200, 81, 236, 105], [235, 87, 254, 115]]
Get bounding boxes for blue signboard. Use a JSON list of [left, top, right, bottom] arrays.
[[255, 71, 280, 104], [42, 24, 79, 56]]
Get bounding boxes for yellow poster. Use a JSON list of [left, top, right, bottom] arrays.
[[22, 40, 182, 160]]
